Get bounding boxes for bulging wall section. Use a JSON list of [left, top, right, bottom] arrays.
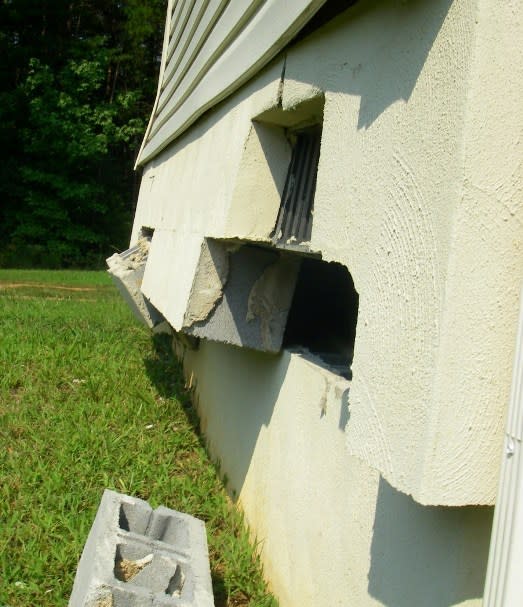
[[133, 0, 522, 507], [128, 0, 523, 603], [423, 0, 523, 502]]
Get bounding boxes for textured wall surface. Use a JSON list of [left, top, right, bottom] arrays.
[[134, 0, 522, 505], [182, 341, 492, 607], [130, 0, 522, 603]]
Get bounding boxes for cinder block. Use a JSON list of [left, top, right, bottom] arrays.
[[106, 241, 164, 329], [184, 240, 300, 352], [69, 490, 214, 607]]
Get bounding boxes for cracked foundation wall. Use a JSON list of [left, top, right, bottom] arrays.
[[183, 241, 300, 353], [128, 0, 522, 604], [133, 0, 522, 506]]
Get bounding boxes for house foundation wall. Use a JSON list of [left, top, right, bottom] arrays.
[[181, 340, 492, 607], [129, 0, 523, 603]]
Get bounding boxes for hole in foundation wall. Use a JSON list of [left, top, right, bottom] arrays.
[[183, 238, 358, 376], [252, 94, 324, 247], [282, 257, 359, 379]]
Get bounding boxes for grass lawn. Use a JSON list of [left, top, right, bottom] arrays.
[[0, 269, 276, 607]]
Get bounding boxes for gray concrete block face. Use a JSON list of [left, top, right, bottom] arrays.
[[69, 490, 214, 607], [184, 241, 301, 352]]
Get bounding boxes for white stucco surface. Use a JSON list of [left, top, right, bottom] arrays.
[[263, 0, 522, 505], [129, 0, 522, 603], [134, 0, 522, 505], [182, 341, 492, 607]]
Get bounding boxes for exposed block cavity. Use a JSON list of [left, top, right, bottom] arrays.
[[68, 490, 214, 607], [119, 501, 151, 536]]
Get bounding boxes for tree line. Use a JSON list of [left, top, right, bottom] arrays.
[[0, 0, 166, 268]]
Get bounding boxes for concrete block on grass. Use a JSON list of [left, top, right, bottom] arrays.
[[69, 490, 214, 607]]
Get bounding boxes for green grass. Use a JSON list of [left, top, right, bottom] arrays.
[[0, 269, 276, 607]]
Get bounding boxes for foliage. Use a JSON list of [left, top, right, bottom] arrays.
[[0, 270, 277, 607], [0, 1, 166, 268]]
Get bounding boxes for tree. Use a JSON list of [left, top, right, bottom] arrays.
[[0, 0, 166, 268]]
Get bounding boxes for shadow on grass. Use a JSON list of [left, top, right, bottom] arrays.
[[212, 574, 228, 607], [143, 333, 201, 433], [142, 333, 230, 607]]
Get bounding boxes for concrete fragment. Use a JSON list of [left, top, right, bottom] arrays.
[[69, 490, 214, 607], [106, 239, 164, 329], [183, 239, 230, 326]]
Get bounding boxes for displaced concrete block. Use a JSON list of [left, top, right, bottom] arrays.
[[69, 490, 214, 607], [107, 239, 164, 329], [184, 240, 300, 353]]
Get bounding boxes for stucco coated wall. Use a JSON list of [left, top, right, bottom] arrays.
[[130, 0, 522, 603], [279, 0, 522, 505], [182, 341, 492, 607], [134, 0, 522, 505]]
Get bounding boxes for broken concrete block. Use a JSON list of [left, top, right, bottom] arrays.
[[183, 240, 300, 353], [69, 490, 214, 607], [107, 240, 164, 329]]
